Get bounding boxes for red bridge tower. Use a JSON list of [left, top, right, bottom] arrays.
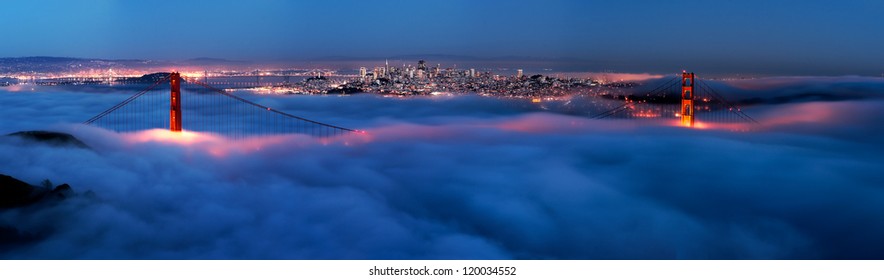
[[170, 72, 182, 132], [681, 72, 695, 127]]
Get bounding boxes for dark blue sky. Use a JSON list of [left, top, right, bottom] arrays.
[[2, 0, 883, 75]]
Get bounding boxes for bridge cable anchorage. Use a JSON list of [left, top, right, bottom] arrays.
[[180, 77, 360, 133], [696, 80, 759, 124], [84, 74, 171, 124]]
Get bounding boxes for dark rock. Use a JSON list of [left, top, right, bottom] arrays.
[[0, 174, 39, 208], [7, 131, 90, 149], [1, 174, 79, 209], [0, 174, 86, 251], [50, 184, 74, 199]]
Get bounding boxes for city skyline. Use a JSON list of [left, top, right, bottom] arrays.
[[2, 0, 883, 76]]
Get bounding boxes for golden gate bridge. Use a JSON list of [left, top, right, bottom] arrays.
[[82, 71, 756, 137], [84, 72, 361, 138], [590, 72, 758, 126]]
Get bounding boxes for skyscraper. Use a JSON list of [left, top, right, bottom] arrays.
[[359, 67, 367, 78], [517, 69, 523, 79]]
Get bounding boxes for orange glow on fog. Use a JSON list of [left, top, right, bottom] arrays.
[[664, 119, 754, 132], [121, 129, 361, 158], [123, 129, 218, 145], [496, 115, 590, 133], [759, 102, 836, 127], [119, 129, 372, 158], [488, 113, 656, 133], [0, 85, 36, 92]]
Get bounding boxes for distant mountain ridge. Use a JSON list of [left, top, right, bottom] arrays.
[[185, 57, 249, 64], [0, 55, 606, 73], [1, 55, 591, 64], [0, 56, 150, 63], [0, 56, 160, 74], [0, 56, 255, 74], [312, 54, 589, 62], [0, 56, 244, 63]]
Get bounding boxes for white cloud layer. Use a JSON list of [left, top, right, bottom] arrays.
[[1, 80, 883, 259]]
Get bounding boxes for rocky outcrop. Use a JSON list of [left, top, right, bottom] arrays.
[[0, 174, 40, 209], [0, 174, 84, 250], [0, 174, 78, 209]]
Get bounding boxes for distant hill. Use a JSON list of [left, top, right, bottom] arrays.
[[185, 57, 249, 65], [311, 54, 587, 62], [0, 56, 250, 74], [0, 56, 166, 74], [6, 131, 91, 149]]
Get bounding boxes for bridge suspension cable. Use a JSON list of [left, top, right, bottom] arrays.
[[83, 72, 362, 138], [182, 77, 359, 133], [644, 76, 681, 97], [590, 73, 759, 126], [591, 76, 680, 119], [591, 102, 633, 119], [696, 80, 759, 124], [84, 75, 171, 125]]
